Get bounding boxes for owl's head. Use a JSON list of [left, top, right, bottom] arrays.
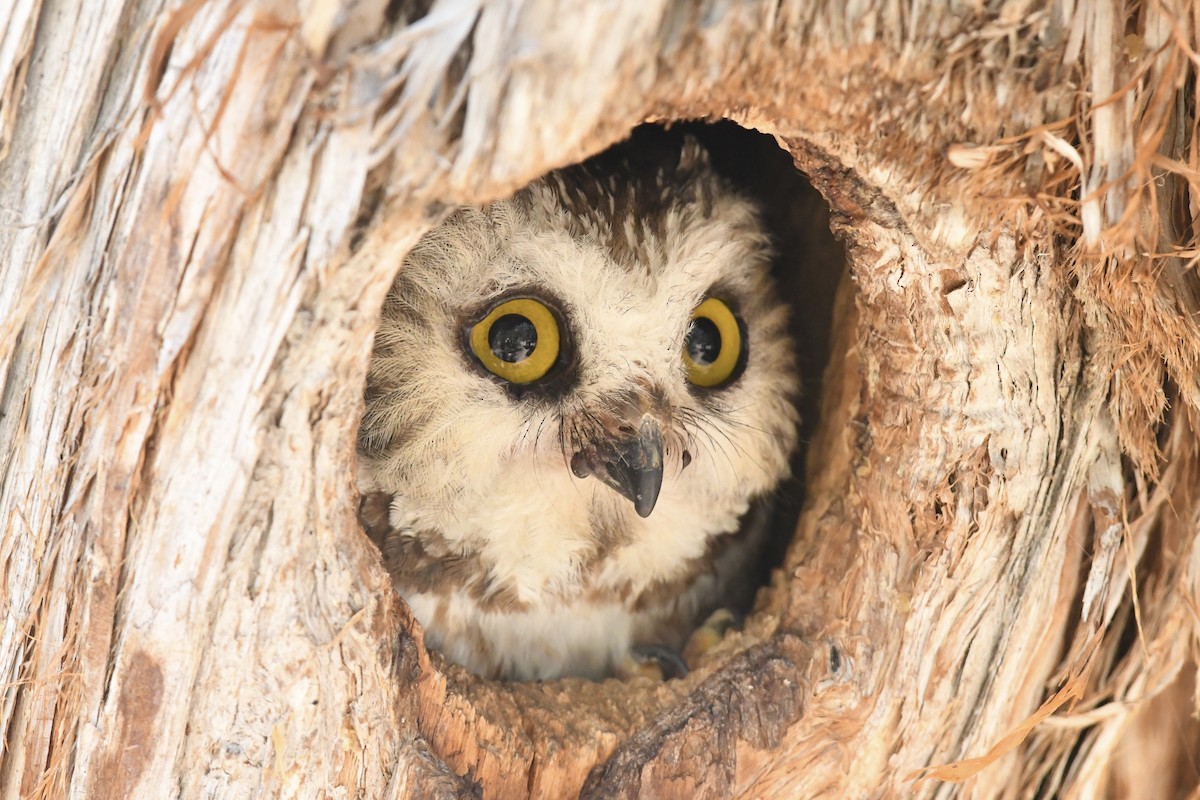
[[359, 134, 798, 548]]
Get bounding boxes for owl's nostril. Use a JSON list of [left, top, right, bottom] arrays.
[[569, 452, 592, 479], [681, 450, 692, 469]]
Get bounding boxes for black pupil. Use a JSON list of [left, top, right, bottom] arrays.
[[489, 314, 537, 363], [686, 317, 721, 365]]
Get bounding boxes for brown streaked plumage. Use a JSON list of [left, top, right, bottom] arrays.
[[358, 131, 799, 680]]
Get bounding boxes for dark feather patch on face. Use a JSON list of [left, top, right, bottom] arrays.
[[360, 501, 530, 612], [519, 131, 725, 271]]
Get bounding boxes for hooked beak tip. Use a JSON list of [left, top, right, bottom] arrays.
[[634, 494, 657, 518], [578, 414, 665, 517], [632, 416, 664, 517]]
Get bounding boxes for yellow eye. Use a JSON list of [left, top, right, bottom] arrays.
[[468, 297, 561, 384], [683, 297, 744, 388]]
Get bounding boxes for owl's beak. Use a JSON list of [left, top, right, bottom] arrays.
[[571, 414, 664, 518]]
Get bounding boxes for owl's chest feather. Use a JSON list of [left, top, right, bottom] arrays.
[[365, 464, 758, 680]]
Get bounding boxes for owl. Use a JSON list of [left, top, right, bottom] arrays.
[[357, 131, 799, 681]]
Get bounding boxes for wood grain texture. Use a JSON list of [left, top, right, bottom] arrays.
[[1, 1, 1198, 798]]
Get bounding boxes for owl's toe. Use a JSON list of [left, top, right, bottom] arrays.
[[682, 607, 741, 668], [618, 643, 690, 681]]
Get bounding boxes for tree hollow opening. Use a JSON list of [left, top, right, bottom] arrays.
[[355, 118, 845, 796]]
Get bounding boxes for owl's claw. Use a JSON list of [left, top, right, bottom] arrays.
[[619, 608, 743, 681], [619, 643, 690, 681]]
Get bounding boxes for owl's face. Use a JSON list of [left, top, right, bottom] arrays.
[[359, 141, 798, 583]]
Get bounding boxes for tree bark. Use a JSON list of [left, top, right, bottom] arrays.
[[2, 1, 1198, 798]]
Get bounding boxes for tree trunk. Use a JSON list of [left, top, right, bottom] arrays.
[[2, 1, 1198, 798]]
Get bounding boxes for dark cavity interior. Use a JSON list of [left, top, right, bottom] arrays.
[[665, 120, 844, 598]]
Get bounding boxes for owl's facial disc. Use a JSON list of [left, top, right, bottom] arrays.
[[570, 414, 664, 517]]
